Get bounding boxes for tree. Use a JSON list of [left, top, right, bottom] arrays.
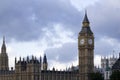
[[90, 72, 104, 80], [110, 70, 120, 80]]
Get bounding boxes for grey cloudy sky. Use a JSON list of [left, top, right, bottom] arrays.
[[0, 0, 120, 69]]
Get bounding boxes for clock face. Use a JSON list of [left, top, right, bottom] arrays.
[[80, 39, 85, 45], [88, 39, 92, 44]]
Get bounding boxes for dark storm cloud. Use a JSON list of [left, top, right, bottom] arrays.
[[45, 42, 77, 63], [88, 1, 120, 40], [0, 0, 81, 41]]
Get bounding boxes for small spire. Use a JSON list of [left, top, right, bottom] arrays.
[[20, 57, 21, 61], [23, 58, 25, 61], [27, 56, 29, 62], [32, 55, 34, 60], [1, 36, 6, 53], [3, 36, 5, 44], [40, 56, 42, 63], [15, 57, 17, 63], [52, 67, 55, 71], [83, 10, 89, 23], [39, 56, 42, 67], [43, 54, 47, 64], [43, 54, 48, 70]]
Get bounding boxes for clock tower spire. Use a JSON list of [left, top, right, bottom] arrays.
[[83, 10, 89, 23], [78, 12, 94, 80]]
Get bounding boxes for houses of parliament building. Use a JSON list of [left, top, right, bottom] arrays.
[[0, 13, 94, 80]]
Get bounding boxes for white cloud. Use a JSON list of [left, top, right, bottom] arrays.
[[41, 23, 76, 49], [70, 0, 100, 11], [49, 58, 78, 70], [94, 55, 101, 67], [4, 40, 44, 68]]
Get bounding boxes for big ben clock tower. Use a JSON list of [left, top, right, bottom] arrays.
[[78, 12, 94, 80]]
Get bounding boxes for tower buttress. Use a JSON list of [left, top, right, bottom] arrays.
[[0, 37, 9, 71], [78, 11, 94, 80]]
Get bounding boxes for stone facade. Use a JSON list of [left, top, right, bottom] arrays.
[[0, 12, 94, 80], [101, 56, 117, 71], [101, 55, 118, 80]]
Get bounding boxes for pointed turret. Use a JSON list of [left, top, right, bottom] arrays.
[[1, 36, 6, 53], [15, 57, 17, 64], [0, 36, 9, 71], [82, 11, 90, 27], [83, 11, 89, 23], [79, 11, 93, 35], [43, 54, 47, 64], [40, 56, 42, 65], [43, 54, 48, 70], [39, 56, 42, 69]]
